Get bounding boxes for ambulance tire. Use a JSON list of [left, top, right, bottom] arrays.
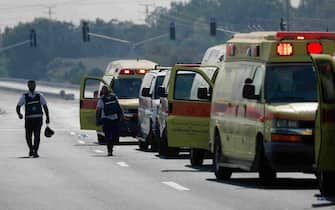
[[258, 137, 276, 186], [214, 134, 232, 181], [319, 171, 335, 196], [150, 133, 159, 152], [159, 129, 179, 157], [97, 134, 105, 145], [190, 149, 205, 166], [139, 140, 149, 151]]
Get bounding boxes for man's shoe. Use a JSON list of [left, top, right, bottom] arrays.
[[29, 151, 34, 157], [107, 152, 113, 156], [33, 152, 39, 158]]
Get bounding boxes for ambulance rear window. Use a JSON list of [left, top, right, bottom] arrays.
[[265, 64, 317, 103], [111, 78, 142, 99]]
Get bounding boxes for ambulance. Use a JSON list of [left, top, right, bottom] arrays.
[[158, 64, 218, 162], [201, 44, 226, 66], [209, 32, 335, 184], [311, 54, 335, 196], [80, 59, 158, 144]]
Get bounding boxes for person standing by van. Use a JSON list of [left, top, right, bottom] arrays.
[[16, 80, 50, 158], [96, 86, 123, 156]]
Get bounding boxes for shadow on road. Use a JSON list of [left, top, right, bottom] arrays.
[[17, 156, 32, 159], [312, 195, 335, 208], [206, 177, 318, 190], [155, 154, 190, 160], [161, 164, 213, 173]]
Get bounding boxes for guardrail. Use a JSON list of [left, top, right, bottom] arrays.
[[0, 77, 79, 100]]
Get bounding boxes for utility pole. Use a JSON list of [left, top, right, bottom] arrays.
[[45, 6, 55, 20], [286, 0, 290, 31], [139, 3, 155, 19]]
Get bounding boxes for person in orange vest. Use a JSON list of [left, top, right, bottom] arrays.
[[16, 80, 50, 158]]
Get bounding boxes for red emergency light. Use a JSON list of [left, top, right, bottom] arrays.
[[277, 43, 293, 56], [307, 42, 323, 54], [119, 69, 135, 75], [276, 32, 335, 40]]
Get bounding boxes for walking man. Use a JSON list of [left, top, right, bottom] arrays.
[[96, 86, 123, 156], [16, 80, 50, 158]]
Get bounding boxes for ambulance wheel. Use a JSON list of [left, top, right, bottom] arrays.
[[97, 134, 105, 145], [214, 134, 232, 180], [159, 129, 179, 157], [190, 148, 205, 166], [139, 140, 149, 151], [258, 138, 276, 186], [319, 171, 335, 196]]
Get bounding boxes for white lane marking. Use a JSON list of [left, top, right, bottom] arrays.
[[117, 162, 129, 167], [70, 131, 76, 136], [94, 149, 105, 154], [78, 140, 85, 144], [162, 181, 190, 191]]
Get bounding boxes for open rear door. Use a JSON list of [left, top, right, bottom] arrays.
[[167, 67, 213, 150], [311, 54, 335, 196], [80, 76, 107, 130]]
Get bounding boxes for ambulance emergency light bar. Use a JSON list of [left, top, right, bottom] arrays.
[[276, 32, 335, 40], [119, 69, 148, 75]]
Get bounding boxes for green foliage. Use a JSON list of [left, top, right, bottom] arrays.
[[0, 0, 334, 83]]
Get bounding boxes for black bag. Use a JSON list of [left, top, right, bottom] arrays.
[[44, 126, 55, 138]]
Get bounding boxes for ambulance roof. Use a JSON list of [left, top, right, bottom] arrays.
[[226, 31, 335, 63], [105, 59, 158, 75]]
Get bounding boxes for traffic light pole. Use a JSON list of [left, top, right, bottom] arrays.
[[133, 33, 169, 48], [88, 32, 130, 45]]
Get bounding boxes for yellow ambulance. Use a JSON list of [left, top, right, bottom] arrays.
[[209, 32, 335, 184], [311, 54, 335, 196], [80, 59, 158, 144]]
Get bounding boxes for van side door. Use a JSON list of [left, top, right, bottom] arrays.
[[311, 54, 335, 172], [80, 77, 108, 130], [167, 67, 213, 149]]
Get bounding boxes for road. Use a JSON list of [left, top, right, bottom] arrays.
[[0, 88, 333, 210]]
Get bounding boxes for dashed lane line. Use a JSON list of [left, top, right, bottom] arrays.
[[94, 149, 105, 154], [117, 162, 129, 167], [162, 181, 190, 191], [70, 131, 76, 136], [78, 140, 85, 144]]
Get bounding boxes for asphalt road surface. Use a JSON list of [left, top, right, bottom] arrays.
[[0, 88, 334, 210]]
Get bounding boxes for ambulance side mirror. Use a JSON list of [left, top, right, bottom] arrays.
[[141, 88, 152, 97], [242, 78, 259, 100], [198, 87, 210, 100], [158, 86, 167, 97]]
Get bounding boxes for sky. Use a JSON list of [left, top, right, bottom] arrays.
[[0, 0, 189, 30], [0, 0, 300, 31]]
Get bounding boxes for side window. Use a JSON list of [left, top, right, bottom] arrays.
[[142, 74, 154, 89], [153, 75, 165, 99], [252, 66, 264, 96], [174, 71, 209, 101], [84, 79, 103, 99], [231, 64, 253, 100], [318, 61, 335, 103]]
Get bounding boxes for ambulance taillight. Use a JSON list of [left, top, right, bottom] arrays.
[[307, 42, 323, 54], [276, 43, 293, 56]]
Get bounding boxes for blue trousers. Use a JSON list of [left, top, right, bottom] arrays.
[[102, 119, 119, 152]]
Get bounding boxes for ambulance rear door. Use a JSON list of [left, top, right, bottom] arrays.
[[311, 54, 335, 170], [167, 67, 213, 149], [80, 76, 108, 130]]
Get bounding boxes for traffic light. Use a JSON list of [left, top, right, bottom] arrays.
[[82, 21, 90, 42], [280, 18, 286, 31], [210, 17, 216, 36], [169, 22, 175, 40], [30, 29, 37, 47]]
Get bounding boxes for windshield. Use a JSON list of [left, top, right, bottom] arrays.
[[111, 78, 142, 99], [264, 64, 317, 103]]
